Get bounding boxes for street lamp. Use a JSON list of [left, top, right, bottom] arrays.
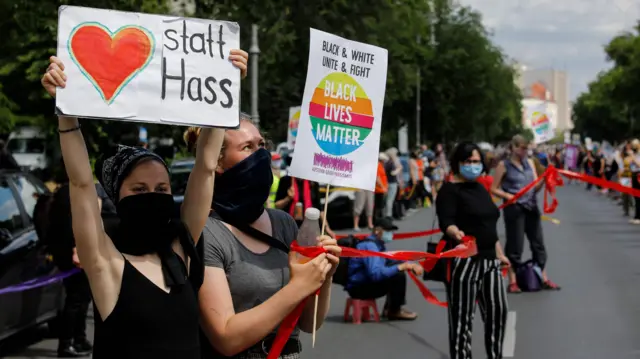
[[250, 24, 260, 128]]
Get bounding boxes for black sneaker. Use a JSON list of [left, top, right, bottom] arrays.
[[73, 337, 93, 355], [57, 344, 85, 358]]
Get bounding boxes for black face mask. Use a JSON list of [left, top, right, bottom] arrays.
[[213, 148, 273, 224], [114, 192, 177, 256]]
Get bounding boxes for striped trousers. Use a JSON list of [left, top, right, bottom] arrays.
[[446, 257, 508, 359]]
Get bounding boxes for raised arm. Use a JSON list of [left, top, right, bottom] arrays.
[[181, 49, 247, 242], [181, 128, 224, 242], [42, 57, 121, 317]]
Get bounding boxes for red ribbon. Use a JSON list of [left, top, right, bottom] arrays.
[[267, 239, 478, 359], [268, 165, 640, 358]]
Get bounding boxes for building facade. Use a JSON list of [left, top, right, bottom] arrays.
[[518, 68, 572, 131]]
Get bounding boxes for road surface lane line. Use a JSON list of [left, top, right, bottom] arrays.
[[503, 311, 516, 357]]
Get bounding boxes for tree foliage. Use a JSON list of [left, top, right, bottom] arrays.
[[572, 22, 640, 141], [0, 0, 523, 156]]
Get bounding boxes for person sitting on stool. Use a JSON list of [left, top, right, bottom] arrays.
[[345, 218, 423, 320]]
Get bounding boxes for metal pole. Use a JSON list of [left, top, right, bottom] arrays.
[[250, 24, 260, 128], [416, 34, 421, 147]]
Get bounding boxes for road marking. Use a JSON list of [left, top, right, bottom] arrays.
[[503, 311, 517, 357]]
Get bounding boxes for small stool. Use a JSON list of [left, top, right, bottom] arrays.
[[343, 298, 380, 324]]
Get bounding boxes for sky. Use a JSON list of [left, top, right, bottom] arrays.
[[460, 0, 640, 101]]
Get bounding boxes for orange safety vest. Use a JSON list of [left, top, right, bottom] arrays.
[[416, 159, 425, 180], [375, 162, 388, 194]]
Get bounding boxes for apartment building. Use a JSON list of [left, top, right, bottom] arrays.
[[519, 67, 573, 131]]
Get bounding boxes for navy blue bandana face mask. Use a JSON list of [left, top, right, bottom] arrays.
[[212, 148, 273, 224]]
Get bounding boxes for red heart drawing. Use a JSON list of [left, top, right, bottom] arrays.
[[68, 23, 155, 104]]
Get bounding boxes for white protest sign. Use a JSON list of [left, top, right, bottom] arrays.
[[524, 102, 554, 144], [55, 6, 241, 128], [288, 29, 388, 191], [287, 106, 301, 148]]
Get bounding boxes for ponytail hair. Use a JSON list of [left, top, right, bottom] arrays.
[[183, 127, 202, 154]]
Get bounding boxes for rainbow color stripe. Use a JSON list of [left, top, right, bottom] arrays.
[[532, 111, 550, 134], [289, 109, 300, 137], [309, 72, 373, 156]]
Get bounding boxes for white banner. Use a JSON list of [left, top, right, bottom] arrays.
[[524, 102, 554, 144], [288, 29, 388, 191], [287, 106, 301, 148], [55, 6, 241, 128]]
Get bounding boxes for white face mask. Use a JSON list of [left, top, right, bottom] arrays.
[[527, 149, 533, 157], [271, 160, 282, 169]]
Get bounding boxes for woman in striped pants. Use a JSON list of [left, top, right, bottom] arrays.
[[435, 141, 510, 359]]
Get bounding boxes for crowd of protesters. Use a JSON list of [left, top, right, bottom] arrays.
[[0, 46, 636, 359]]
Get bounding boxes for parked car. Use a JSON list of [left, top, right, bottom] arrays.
[[7, 127, 49, 172], [169, 158, 195, 205], [0, 170, 63, 341]]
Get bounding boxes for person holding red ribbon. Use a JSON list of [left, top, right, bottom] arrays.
[[492, 135, 560, 293], [186, 120, 341, 359], [436, 141, 510, 359], [629, 139, 640, 224], [345, 217, 423, 320]]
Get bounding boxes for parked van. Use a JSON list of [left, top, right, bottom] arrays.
[[7, 127, 48, 171]]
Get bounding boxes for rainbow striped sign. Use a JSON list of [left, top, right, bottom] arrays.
[[288, 28, 388, 191]]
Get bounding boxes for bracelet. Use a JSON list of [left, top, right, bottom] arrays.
[[58, 124, 81, 133]]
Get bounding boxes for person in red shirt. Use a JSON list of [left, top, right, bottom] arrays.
[[375, 153, 389, 220]]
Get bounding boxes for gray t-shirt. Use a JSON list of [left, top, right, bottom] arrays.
[[203, 208, 300, 339]]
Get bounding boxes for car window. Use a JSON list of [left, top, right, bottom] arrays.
[[12, 175, 42, 221], [0, 178, 24, 238], [170, 170, 191, 197], [7, 138, 46, 154]]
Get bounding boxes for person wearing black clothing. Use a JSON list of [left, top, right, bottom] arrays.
[[47, 182, 115, 357], [436, 141, 510, 359], [43, 52, 248, 358]]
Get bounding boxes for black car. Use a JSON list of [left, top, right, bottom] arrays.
[[0, 170, 64, 341]]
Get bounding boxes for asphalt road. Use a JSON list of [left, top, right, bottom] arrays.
[[2, 183, 640, 358]]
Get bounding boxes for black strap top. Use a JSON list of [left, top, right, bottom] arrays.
[[92, 258, 200, 359]]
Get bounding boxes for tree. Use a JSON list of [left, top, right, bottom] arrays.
[[419, 2, 523, 145], [0, 0, 524, 160], [573, 21, 640, 140]]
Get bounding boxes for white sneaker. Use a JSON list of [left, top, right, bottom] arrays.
[[629, 219, 640, 225]]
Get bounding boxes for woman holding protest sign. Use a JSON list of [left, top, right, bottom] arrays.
[[185, 119, 341, 359], [41, 49, 248, 358]]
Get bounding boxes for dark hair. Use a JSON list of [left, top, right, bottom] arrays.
[[449, 141, 486, 175]]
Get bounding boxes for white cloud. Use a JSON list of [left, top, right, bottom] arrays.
[[460, 0, 640, 99]]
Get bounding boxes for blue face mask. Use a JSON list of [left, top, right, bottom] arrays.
[[459, 163, 483, 181], [381, 231, 394, 242]]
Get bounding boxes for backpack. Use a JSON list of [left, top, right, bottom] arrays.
[[332, 235, 360, 286], [516, 259, 543, 292]]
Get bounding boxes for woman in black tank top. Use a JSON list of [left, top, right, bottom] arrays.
[[41, 51, 248, 359]]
